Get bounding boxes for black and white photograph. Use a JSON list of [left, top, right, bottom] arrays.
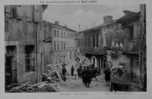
[[4, 3, 146, 92]]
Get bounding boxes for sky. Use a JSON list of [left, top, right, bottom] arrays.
[[42, 4, 140, 31]]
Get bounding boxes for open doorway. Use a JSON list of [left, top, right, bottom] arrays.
[[5, 46, 17, 88]]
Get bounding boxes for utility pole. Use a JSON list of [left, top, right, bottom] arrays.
[[33, 6, 39, 82]]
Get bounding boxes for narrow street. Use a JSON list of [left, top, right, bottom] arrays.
[[58, 73, 110, 92], [4, 4, 146, 92]]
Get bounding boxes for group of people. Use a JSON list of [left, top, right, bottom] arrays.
[[81, 66, 98, 88], [61, 63, 99, 88], [71, 65, 99, 88]]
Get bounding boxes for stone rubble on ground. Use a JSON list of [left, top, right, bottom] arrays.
[[9, 81, 59, 92], [8, 67, 63, 92]]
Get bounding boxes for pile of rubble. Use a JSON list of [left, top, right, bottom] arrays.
[[8, 64, 63, 92], [8, 81, 59, 92], [43, 64, 63, 82]]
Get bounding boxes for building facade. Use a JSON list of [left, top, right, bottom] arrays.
[[40, 21, 78, 73], [78, 4, 146, 90], [78, 22, 106, 72], [104, 4, 146, 91], [5, 5, 47, 88], [78, 15, 126, 72]]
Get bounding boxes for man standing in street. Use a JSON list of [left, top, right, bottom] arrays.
[[62, 64, 67, 81], [104, 62, 111, 85], [77, 66, 83, 79], [71, 65, 74, 77]]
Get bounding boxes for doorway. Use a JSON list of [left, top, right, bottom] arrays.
[[5, 46, 17, 87]]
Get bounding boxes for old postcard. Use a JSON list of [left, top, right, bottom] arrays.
[[0, 0, 152, 99]]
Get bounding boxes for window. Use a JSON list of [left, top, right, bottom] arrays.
[[5, 20, 9, 40], [61, 42, 64, 50], [59, 30, 61, 37], [54, 41, 56, 50], [56, 41, 59, 50], [129, 26, 134, 40], [63, 43, 66, 50], [5, 20, 9, 32], [25, 45, 35, 72], [54, 29, 56, 37], [95, 34, 99, 48], [93, 35, 96, 48], [56, 30, 58, 37], [64, 32, 66, 37], [58, 41, 60, 50], [56, 30, 59, 37], [61, 31, 63, 37], [12, 7, 17, 18]]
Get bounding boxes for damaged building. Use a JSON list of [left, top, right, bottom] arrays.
[[5, 5, 48, 90]]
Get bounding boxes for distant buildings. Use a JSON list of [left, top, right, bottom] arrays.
[[40, 21, 78, 72]]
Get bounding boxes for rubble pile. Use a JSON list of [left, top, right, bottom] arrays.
[[8, 64, 63, 92], [8, 81, 59, 92], [42, 71, 61, 83]]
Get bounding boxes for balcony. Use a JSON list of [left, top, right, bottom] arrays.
[[79, 47, 105, 55]]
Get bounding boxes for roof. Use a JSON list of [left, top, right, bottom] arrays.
[[80, 10, 140, 33], [51, 22, 77, 32], [116, 10, 140, 24], [80, 22, 116, 33], [42, 20, 77, 33]]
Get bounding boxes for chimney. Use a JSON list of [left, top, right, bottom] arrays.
[[140, 4, 146, 20], [103, 16, 113, 24], [54, 21, 59, 25], [42, 5, 48, 11], [140, 4, 146, 12]]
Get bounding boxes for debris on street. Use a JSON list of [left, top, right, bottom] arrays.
[[8, 81, 59, 92]]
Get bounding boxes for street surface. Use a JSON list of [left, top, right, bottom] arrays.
[[58, 74, 110, 92]]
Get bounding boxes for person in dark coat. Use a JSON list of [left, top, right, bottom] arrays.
[[104, 64, 111, 84], [86, 67, 93, 87], [91, 66, 98, 81], [82, 67, 88, 87], [77, 66, 82, 79], [71, 65, 74, 77], [81, 66, 93, 88], [62, 65, 67, 81]]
